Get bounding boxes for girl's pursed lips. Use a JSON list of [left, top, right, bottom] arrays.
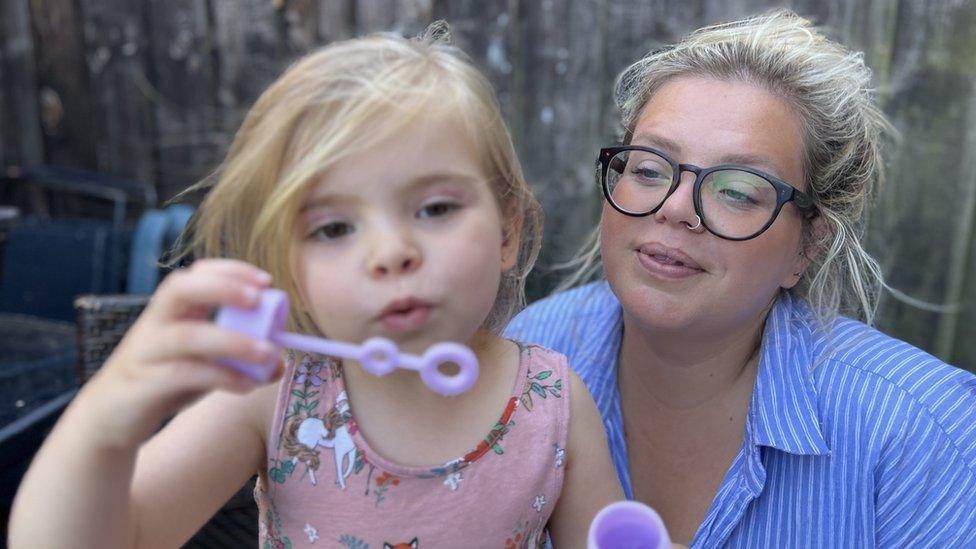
[[376, 298, 434, 333]]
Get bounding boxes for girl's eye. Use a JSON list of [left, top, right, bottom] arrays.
[[417, 201, 459, 219], [310, 221, 354, 240]]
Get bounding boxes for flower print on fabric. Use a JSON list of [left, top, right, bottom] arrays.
[[532, 495, 546, 512], [443, 472, 462, 491], [304, 523, 319, 543], [372, 470, 401, 506], [505, 518, 546, 549], [338, 535, 368, 549], [262, 506, 293, 549], [462, 397, 518, 463], [295, 360, 324, 387], [553, 444, 566, 468], [520, 368, 562, 412]]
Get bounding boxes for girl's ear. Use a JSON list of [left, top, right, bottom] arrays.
[[500, 208, 523, 272], [782, 215, 828, 289]]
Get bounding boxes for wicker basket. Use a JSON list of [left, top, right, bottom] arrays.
[[73, 294, 149, 384]]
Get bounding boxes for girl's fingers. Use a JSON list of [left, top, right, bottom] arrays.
[[161, 359, 263, 395], [146, 269, 265, 321], [145, 321, 276, 366], [183, 258, 273, 286], [158, 355, 285, 398]]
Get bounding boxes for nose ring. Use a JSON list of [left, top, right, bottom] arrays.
[[685, 215, 702, 231]]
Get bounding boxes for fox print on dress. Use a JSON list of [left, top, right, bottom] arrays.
[[383, 538, 419, 549]]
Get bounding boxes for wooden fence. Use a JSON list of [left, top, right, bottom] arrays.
[[2, 0, 974, 370]]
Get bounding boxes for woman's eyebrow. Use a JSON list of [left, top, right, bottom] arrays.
[[718, 153, 782, 174], [631, 135, 782, 174], [630, 132, 682, 154]]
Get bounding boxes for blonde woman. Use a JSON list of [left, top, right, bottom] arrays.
[[9, 24, 624, 548], [507, 10, 976, 547]]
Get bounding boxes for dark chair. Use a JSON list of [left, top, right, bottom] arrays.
[[0, 165, 155, 321]]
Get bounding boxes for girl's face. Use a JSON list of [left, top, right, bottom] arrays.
[[600, 76, 811, 337], [295, 115, 517, 355]]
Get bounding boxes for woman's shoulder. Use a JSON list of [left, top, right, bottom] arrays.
[[504, 281, 620, 349], [794, 305, 976, 466], [811, 313, 974, 404]]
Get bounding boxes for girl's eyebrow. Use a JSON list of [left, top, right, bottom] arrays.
[[402, 172, 483, 192], [300, 172, 482, 212]]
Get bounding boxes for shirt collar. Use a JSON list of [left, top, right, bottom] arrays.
[[747, 290, 831, 457]]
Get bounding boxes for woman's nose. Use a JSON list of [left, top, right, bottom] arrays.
[[367, 226, 422, 278], [653, 171, 699, 229]]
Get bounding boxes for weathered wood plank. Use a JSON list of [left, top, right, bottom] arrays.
[[432, 1, 516, 138], [144, 0, 221, 200], [790, 0, 898, 86], [279, 0, 320, 53], [865, 0, 976, 363], [512, 0, 610, 297], [27, 0, 97, 169], [1, 0, 44, 167], [76, 0, 157, 184], [354, 0, 432, 36], [943, 85, 976, 367], [317, 0, 355, 44], [210, 0, 286, 162], [702, 0, 781, 24]]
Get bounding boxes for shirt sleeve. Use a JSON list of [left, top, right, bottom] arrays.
[[874, 398, 976, 547]]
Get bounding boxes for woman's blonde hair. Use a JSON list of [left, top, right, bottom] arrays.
[[567, 9, 893, 326], [171, 22, 542, 335]]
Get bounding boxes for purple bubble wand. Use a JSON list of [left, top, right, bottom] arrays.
[[214, 288, 479, 397]]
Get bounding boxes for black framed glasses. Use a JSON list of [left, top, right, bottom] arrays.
[[598, 146, 818, 241]]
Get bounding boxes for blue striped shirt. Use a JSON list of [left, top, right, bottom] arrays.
[[505, 281, 976, 547]]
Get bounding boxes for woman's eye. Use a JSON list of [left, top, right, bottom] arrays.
[[310, 221, 354, 240], [630, 166, 669, 184], [417, 201, 459, 219], [720, 188, 751, 201]]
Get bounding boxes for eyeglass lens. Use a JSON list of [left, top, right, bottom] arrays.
[[604, 149, 780, 239]]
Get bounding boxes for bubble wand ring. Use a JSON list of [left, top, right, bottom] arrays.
[[214, 288, 479, 397]]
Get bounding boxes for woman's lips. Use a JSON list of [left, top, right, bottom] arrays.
[[636, 243, 705, 279]]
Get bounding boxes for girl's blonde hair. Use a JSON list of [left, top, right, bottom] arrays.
[[567, 9, 893, 326], [172, 22, 542, 334]]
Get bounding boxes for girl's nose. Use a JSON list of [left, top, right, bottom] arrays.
[[367, 228, 422, 278], [653, 171, 699, 229]]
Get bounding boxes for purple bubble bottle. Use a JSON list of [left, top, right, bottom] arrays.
[[588, 500, 672, 549]]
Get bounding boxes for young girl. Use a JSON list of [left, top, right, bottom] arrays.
[[9, 24, 622, 548]]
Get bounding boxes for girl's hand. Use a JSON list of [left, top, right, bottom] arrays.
[[77, 258, 280, 451]]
